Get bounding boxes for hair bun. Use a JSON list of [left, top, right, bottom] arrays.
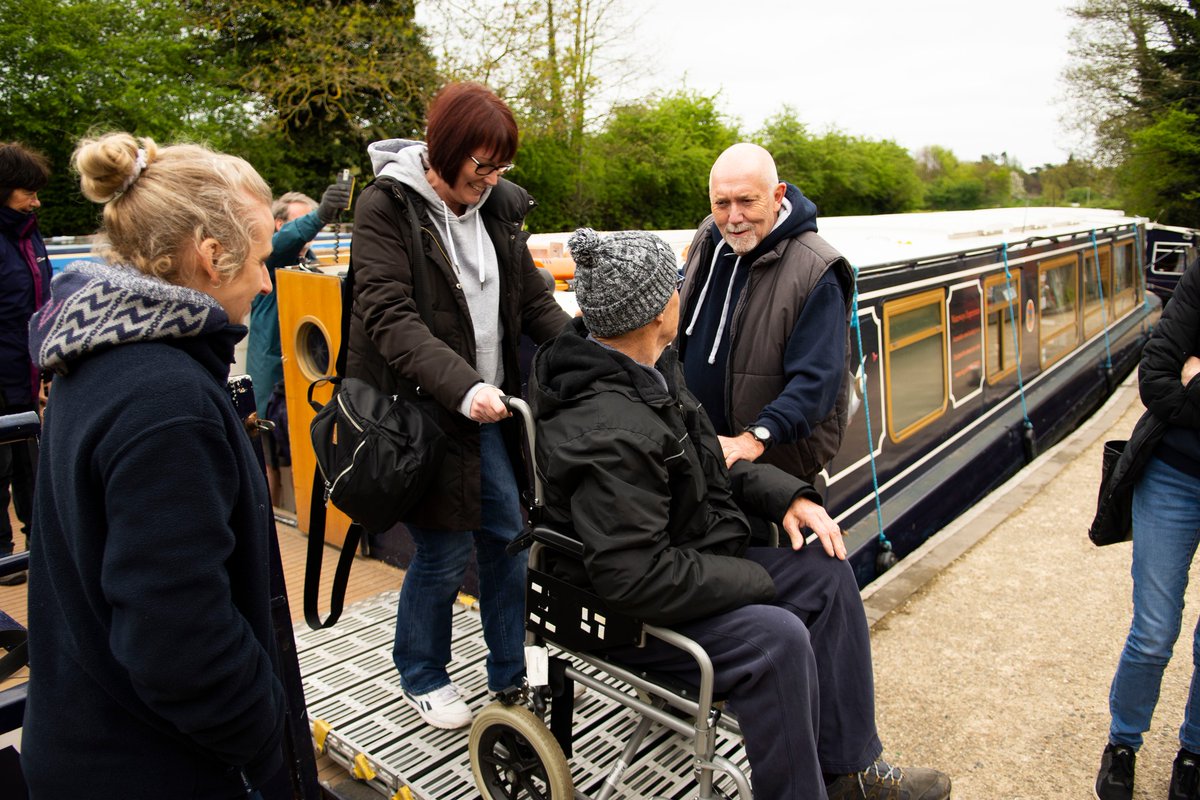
[[568, 228, 600, 270], [73, 133, 157, 203]]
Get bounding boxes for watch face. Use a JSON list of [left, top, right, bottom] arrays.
[[751, 425, 770, 442]]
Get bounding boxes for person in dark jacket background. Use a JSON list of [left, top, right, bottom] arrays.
[[247, 184, 351, 506], [531, 228, 950, 800], [0, 142, 51, 585], [679, 142, 854, 487], [346, 82, 569, 730], [23, 131, 285, 798], [1095, 258, 1200, 800]]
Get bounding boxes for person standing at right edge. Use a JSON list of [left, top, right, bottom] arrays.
[[346, 82, 570, 729], [0, 142, 51, 585], [1095, 257, 1200, 800]]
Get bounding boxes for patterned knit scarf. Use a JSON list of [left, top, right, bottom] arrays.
[[29, 260, 229, 375]]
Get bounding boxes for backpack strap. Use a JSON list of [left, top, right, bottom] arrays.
[[304, 465, 363, 630]]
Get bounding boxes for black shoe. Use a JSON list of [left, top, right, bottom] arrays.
[[1170, 749, 1200, 800], [825, 757, 951, 800], [1095, 743, 1135, 800], [0, 569, 26, 586]]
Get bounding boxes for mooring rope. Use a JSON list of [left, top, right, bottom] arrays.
[[849, 264, 892, 557], [1089, 230, 1114, 370]]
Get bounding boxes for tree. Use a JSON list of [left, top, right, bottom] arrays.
[[422, 0, 636, 221], [758, 109, 923, 216], [186, 0, 439, 201], [0, 0, 248, 235], [1064, 0, 1200, 223], [586, 91, 740, 231]]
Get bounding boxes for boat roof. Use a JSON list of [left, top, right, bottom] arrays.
[[817, 206, 1142, 269], [528, 207, 1143, 273]]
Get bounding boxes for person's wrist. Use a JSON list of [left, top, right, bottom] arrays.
[[744, 423, 772, 451]]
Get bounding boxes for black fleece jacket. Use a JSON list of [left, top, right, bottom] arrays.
[[529, 318, 821, 626]]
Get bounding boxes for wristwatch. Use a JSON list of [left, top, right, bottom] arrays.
[[745, 424, 772, 450]]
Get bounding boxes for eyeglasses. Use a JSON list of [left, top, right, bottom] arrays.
[[470, 156, 515, 176]]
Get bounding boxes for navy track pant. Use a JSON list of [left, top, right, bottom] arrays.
[[602, 545, 882, 800]]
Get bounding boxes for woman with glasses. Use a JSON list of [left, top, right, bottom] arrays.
[[348, 81, 569, 729]]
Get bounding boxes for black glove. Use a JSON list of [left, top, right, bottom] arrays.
[[317, 183, 352, 223]]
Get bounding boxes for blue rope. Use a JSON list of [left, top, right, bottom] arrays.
[[1135, 224, 1150, 319], [1089, 230, 1114, 370], [849, 264, 889, 550], [1001, 243, 1032, 426]]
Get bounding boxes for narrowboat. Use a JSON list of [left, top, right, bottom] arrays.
[[813, 207, 1157, 584], [271, 206, 1159, 589]]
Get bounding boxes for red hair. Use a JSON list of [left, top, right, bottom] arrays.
[[425, 82, 518, 183]]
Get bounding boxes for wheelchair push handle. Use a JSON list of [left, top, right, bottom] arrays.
[[0, 411, 40, 446], [499, 395, 543, 510]]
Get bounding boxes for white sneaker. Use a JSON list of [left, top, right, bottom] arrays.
[[403, 683, 472, 729]]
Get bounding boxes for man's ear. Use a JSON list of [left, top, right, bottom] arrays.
[[773, 182, 786, 208]]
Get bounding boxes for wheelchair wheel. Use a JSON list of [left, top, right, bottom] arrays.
[[469, 703, 573, 800]]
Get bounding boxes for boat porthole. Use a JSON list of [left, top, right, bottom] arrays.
[[295, 317, 332, 382]]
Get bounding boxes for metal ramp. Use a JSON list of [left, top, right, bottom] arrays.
[[294, 591, 750, 799]]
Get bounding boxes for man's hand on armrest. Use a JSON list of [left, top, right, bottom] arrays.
[[782, 497, 846, 560]]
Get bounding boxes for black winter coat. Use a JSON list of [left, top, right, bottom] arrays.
[[529, 319, 821, 625], [1091, 259, 1200, 544], [0, 206, 50, 407], [345, 176, 569, 530], [24, 264, 283, 798]]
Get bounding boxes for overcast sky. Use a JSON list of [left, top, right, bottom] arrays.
[[609, 0, 1082, 169]]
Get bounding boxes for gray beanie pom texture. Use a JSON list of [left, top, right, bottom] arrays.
[[570, 227, 679, 338]]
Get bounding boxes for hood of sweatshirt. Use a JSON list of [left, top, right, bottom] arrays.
[[531, 318, 679, 417], [29, 260, 239, 376]]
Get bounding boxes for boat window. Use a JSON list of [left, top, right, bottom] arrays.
[[1039, 254, 1079, 367], [1083, 245, 1113, 339], [1112, 241, 1137, 318], [984, 271, 1021, 384], [883, 288, 947, 442], [1151, 242, 1191, 274]]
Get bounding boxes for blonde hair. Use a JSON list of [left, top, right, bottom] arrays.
[[72, 132, 272, 284]]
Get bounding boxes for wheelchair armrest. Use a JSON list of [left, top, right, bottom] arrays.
[[530, 525, 584, 559]]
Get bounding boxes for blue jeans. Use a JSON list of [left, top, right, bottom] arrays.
[[1109, 455, 1200, 751], [393, 423, 528, 694]]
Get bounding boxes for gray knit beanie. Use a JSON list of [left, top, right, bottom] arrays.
[[569, 228, 679, 337]]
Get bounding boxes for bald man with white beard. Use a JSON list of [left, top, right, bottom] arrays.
[[678, 143, 855, 489]]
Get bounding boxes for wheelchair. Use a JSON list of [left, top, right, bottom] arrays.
[[467, 397, 754, 800]]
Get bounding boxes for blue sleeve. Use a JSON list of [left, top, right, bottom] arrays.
[[266, 210, 324, 271], [756, 272, 847, 444]]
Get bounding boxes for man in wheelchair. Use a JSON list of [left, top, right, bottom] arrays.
[[527, 228, 951, 800]]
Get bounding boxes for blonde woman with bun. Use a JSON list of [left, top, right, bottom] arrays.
[[22, 132, 285, 799]]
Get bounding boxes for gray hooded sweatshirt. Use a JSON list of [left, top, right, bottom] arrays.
[[367, 138, 503, 412]]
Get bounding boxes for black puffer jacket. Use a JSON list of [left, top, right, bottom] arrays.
[[346, 176, 568, 530], [529, 319, 821, 625], [1091, 259, 1200, 543]]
